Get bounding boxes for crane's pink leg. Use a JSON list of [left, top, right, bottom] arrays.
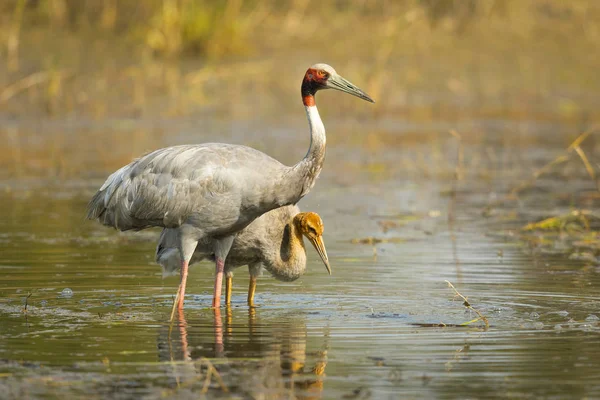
[[177, 260, 189, 312], [212, 258, 225, 308]]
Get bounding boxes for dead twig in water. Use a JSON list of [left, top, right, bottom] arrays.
[[509, 127, 600, 197], [482, 127, 600, 216], [162, 357, 228, 395], [445, 281, 489, 329], [572, 146, 597, 190], [509, 155, 570, 197], [199, 357, 228, 393], [22, 292, 32, 314]]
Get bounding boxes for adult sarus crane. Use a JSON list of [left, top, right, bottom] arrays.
[[87, 63, 373, 310], [156, 206, 330, 313]]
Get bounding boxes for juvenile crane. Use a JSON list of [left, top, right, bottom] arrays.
[[156, 206, 330, 312], [87, 63, 373, 310]]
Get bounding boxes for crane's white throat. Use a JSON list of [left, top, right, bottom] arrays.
[[305, 105, 326, 159]]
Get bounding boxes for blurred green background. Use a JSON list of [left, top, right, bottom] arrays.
[[0, 0, 599, 179], [2, 4, 600, 398]]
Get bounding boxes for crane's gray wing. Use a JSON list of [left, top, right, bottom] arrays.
[[87, 144, 290, 231]]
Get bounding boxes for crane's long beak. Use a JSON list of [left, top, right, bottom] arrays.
[[309, 236, 332, 275], [327, 74, 375, 103]]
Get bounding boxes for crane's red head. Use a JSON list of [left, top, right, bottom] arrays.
[[301, 63, 375, 107]]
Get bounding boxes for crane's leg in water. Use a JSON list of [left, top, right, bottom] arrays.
[[177, 260, 190, 311], [225, 272, 233, 306], [247, 263, 261, 308], [213, 236, 235, 308], [248, 277, 257, 308], [170, 234, 199, 321]]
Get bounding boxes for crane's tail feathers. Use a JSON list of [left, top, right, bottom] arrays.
[[86, 188, 134, 230], [86, 189, 108, 221], [86, 165, 139, 230]]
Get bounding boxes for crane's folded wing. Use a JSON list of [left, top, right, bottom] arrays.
[[86, 144, 286, 231]]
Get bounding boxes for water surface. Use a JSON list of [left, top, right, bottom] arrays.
[[1, 116, 600, 399]]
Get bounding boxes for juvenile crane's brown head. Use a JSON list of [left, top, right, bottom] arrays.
[[301, 63, 375, 106], [293, 212, 331, 275]]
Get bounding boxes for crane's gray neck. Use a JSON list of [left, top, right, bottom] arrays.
[[263, 219, 306, 281], [290, 105, 326, 199]]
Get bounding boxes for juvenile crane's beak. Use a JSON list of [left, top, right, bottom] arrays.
[[309, 235, 332, 275], [327, 74, 375, 103]]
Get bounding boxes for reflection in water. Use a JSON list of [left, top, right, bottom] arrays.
[[159, 307, 329, 398]]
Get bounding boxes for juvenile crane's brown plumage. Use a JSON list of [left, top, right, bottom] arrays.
[[156, 206, 330, 311], [86, 63, 373, 312]]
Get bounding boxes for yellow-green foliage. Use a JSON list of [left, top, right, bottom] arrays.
[[522, 210, 595, 232], [145, 0, 253, 57]]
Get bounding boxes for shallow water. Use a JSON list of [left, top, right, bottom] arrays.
[[2, 114, 600, 399]]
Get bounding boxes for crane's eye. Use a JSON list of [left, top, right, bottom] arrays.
[[320, 71, 329, 79], [308, 227, 317, 235]]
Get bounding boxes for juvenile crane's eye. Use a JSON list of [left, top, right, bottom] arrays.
[[309, 227, 317, 235]]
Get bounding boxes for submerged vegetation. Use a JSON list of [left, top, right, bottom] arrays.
[[445, 280, 489, 329]]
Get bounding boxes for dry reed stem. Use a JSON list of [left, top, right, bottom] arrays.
[[572, 146, 598, 190], [567, 125, 599, 189], [22, 292, 32, 314], [201, 357, 228, 393], [201, 365, 213, 393], [163, 357, 229, 395], [509, 155, 570, 196], [448, 130, 463, 277], [169, 285, 182, 324], [7, 0, 26, 71], [449, 130, 464, 181], [507, 128, 599, 198], [445, 280, 489, 329], [0, 71, 69, 103], [567, 127, 597, 151]]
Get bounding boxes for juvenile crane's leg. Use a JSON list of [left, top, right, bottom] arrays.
[[213, 236, 235, 308], [247, 277, 257, 308], [247, 263, 261, 308], [225, 272, 233, 306]]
